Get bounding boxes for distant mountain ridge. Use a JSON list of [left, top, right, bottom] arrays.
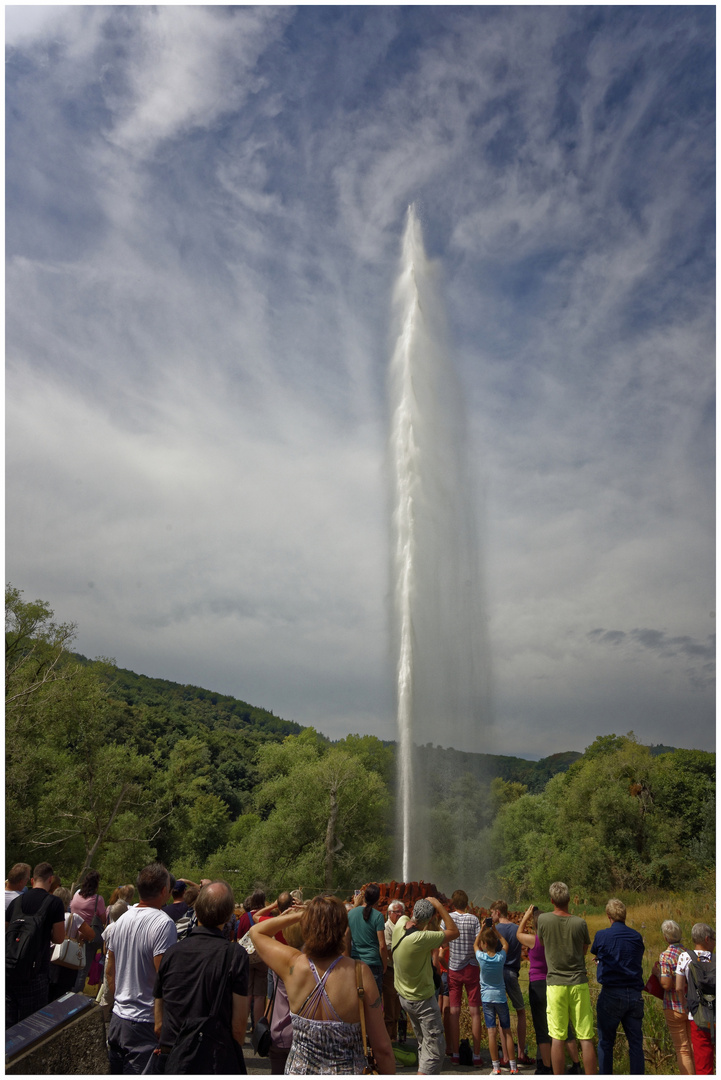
[[75, 653, 684, 788]]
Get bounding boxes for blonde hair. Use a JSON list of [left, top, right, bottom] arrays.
[[284, 921, 305, 949], [605, 898, 626, 923], [55, 887, 71, 909]]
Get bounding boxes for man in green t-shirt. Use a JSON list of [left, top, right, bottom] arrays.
[[536, 881, 597, 1075], [392, 896, 459, 1074]]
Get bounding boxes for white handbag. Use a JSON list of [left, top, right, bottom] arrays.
[[50, 915, 85, 970]]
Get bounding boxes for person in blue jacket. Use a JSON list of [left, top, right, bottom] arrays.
[[591, 898, 645, 1074]]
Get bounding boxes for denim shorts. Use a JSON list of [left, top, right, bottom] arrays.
[[503, 968, 525, 1012], [482, 1000, 511, 1030]]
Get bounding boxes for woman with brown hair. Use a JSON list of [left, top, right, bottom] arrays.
[[250, 895, 395, 1074], [70, 868, 106, 992], [48, 887, 95, 1002], [109, 884, 135, 906], [346, 883, 388, 998]]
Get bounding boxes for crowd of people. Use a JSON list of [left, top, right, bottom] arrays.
[[4, 860, 716, 1076]]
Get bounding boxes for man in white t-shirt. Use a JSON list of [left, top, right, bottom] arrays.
[[675, 922, 715, 1075], [5, 863, 31, 910], [106, 863, 177, 1074]]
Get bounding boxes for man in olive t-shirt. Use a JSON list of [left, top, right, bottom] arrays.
[[392, 896, 459, 1074], [537, 882, 597, 1075]]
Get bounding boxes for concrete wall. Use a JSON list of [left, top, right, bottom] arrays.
[[6, 1004, 108, 1075]]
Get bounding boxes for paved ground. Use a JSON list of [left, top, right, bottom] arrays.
[[242, 1032, 545, 1075]]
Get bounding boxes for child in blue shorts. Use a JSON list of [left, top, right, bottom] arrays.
[[474, 925, 517, 1075]]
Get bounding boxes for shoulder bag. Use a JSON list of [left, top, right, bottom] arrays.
[[251, 970, 277, 1055], [50, 914, 85, 970], [355, 961, 379, 1075], [643, 971, 665, 1000], [238, 914, 264, 965]]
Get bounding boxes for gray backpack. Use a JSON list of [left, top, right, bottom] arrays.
[[685, 949, 715, 1032]]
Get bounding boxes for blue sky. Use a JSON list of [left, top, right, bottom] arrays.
[[5, 6, 715, 756]]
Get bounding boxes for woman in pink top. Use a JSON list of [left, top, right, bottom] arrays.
[[70, 869, 107, 923], [70, 868, 106, 991], [517, 905, 581, 1076]]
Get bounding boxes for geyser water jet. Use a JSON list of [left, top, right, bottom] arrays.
[[388, 206, 488, 887]]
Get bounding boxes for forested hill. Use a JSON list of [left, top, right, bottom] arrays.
[[75, 653, 581, 789], [74, 653, 303, 753], [7, 579, 711, 900], [412, 744, 582, 794]]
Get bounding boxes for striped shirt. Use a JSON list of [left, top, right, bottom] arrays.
[[443, 911, 480, 970]]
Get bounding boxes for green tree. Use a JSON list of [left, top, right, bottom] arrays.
[[6, 584, 77, 709], [6, 586, 167, 881], [208, 730, 392, 895], [491, 733, 715, 897]]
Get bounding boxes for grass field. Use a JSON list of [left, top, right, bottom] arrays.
[[458, 886, 715, 1074]]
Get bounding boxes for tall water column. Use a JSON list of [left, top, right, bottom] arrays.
[[389, 206, 487, 887]]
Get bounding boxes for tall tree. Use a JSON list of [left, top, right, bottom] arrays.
[[5, 585, 167, 880], [208, 730, 392, 894]]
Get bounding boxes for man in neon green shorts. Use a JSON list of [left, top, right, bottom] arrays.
[[537, 882, 597, 1075]]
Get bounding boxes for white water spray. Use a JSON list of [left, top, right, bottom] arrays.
[[389, 207, 488, 885]]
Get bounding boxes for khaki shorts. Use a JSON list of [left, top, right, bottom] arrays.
[[546, 983, 595, 1042]]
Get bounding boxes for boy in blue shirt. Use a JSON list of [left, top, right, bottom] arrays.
[[474, 925, 517, 1074]]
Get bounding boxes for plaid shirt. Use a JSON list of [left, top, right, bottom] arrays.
[[659, 943, 686, 1012], [444, 911, 480, 970]]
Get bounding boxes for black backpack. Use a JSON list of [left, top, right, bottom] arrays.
[[6, 892, 55, 981], [685, 949, 716, 1032], [175, 909, 196, 941], [459, 1038, 474, 1066]]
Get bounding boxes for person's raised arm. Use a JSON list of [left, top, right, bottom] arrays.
[[430, 897, 459, 942], [517, 904, 537, 949], [252, 895, 298, 919], [249, 908, 305, 981]]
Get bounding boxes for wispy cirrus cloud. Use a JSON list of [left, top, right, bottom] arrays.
[[6, 6, 714, 754]]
